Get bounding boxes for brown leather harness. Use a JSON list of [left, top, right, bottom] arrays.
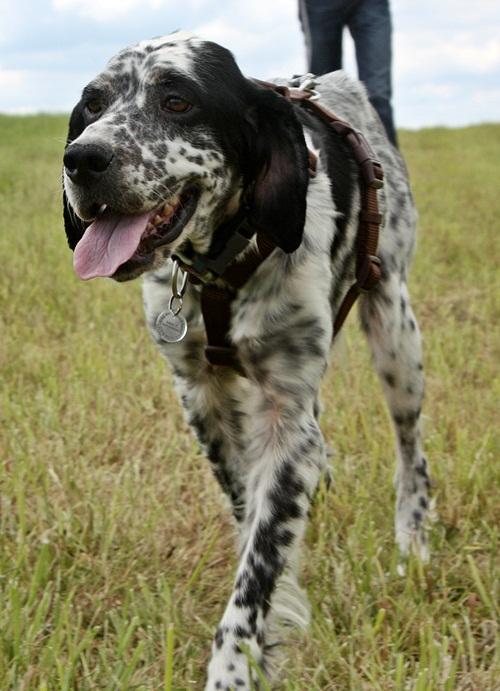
[[173, 80, 384, 376]]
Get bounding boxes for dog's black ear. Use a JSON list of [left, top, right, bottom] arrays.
[[63, 104, 88, 251], [246, 86, 310, 253]]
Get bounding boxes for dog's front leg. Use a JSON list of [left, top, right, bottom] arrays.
[[205, 395, 325, 691]]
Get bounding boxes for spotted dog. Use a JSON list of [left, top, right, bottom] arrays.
[[63, 31, 430, 690]]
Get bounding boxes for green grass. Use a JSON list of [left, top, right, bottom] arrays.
[[0, 115, 499, 690]]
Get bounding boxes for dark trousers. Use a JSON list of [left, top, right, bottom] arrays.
[[299, 0, 397, 146]]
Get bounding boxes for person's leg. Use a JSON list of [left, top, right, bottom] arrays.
[[299, 0, 352, 75], [348, 0, 398, 146]]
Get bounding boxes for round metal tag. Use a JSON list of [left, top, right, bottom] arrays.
[[155, 310, 188, 343]]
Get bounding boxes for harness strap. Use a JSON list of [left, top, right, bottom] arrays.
[[253, 79, 384, 336], [201, 285, 244, 374], [202, 232, 276, 373], [177, 232, 277, 374], [289, 88, 384, 336], [333, 166, 383, 336]]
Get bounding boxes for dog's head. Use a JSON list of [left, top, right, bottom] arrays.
[[63, 32, 309, 282]]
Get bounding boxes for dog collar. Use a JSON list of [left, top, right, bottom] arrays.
[[172, 201, 258, 286]]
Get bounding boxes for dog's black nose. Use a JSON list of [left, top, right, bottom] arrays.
[[64, 143, 113, 185]]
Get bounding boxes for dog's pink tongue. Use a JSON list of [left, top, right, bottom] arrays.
[[73, 209, 151, 280]]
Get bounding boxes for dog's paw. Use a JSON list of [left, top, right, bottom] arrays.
[[205, 632, 263, 691], [395, 505, 430, 569], [395, 478, 433, 566], [205, 656, 256, 691], [395, 533, 429, 577]]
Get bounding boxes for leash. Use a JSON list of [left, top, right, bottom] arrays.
[[158, 78, 384, 375]]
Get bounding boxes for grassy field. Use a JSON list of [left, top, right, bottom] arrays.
[[0, 115, 499, 690]]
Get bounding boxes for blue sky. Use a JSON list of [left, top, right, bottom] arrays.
[[1, 0, 499, 127]]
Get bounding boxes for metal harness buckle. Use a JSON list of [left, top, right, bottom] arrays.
[[290, 73, 322, 101]]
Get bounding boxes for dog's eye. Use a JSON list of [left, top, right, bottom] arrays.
[[163, 97, 192, 113], [85, 99, 103, 115]]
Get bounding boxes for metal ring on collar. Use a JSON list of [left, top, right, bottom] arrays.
[[168, 294, 184, 316], [171, 260, 188, 300]]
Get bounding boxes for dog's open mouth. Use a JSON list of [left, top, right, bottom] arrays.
[[73, 189, 199, 280]]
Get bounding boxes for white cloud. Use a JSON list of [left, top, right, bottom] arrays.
[[451, 37, 500, 74], [51, 0, 216, 22], [0, 0, 22, 46], [52, 0, 162, 21], [470, 87, 500, 107], [192, 18, 266, 55], [192, 6, 306, 79], [395, 29, 500, 80], [0, 67, 26, 88]]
